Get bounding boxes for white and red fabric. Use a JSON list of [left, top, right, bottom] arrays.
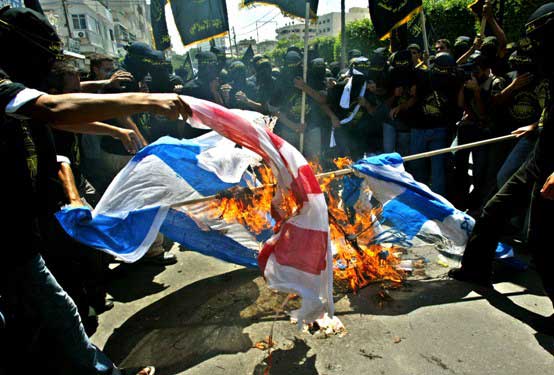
[[184, 95, 334, 324]]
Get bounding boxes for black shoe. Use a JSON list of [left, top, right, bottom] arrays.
[[140, 252, 177, 266], [448, 268, 492, 287], [90, 295, 114, 314]]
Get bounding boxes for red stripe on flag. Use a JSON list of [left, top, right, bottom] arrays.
[[190, 101, 270, 160], [271, 222, 328, 275]]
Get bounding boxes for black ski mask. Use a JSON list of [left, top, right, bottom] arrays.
[[0, 7, 63, 88]]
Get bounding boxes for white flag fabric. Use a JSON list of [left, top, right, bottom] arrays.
[[57, 97, 334, 324]]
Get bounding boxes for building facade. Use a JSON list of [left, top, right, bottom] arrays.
[[316, 7, 370, 38], [256, 40, 277, 55], [0, 0, 23, 8], [276, 23, 316, 41], [42, 0, 118, 56], [108, 0, 151, 55]]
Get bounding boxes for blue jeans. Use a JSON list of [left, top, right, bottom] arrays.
[[497, 134, 538, 189], [409, 127, 449, 195], [15, 254, 117, 374], [383, 122, 411, 156]]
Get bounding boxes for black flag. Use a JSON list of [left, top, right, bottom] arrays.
[[151, 0, 171, 50], [242, 44, 255, 65], [171, 0, 229, 47], [368, 0, 423, 40], [242, 0, 319, 19]]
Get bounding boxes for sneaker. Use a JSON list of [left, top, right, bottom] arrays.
[[448, 267, 492, 287]]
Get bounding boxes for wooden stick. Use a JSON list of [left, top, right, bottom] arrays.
[[299, 1, 310, 154], [171, 133, 517, 208]]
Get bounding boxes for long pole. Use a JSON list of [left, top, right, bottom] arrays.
[[420, 10, 430, 66], [299, 1, 310, 154], [479, 0, 489, 36], [171, 133, 517, 208], [340, 0, 346, 69]]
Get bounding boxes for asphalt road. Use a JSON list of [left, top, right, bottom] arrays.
[[92, 245, 554, 375]]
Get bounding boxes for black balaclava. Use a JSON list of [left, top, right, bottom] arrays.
[[148, 51, 173, 93], [454, 36, 472, 60], [255, 58, 273, 86], [211, 46, 227, 72], [122, 42, 158, 89], [0, 7, 62, 88], [348, 49, 362, 61], [526, 3, 554, 81], [281, 50, 303, 87], [430, 52, 457, 90], [196, 51, 219, 83], [307, 58, 326, 90], [228, 60, 248, 90], [329, 62, 341, 78], [389, 49, 414, 87]]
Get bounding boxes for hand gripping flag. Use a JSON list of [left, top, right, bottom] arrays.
[[56, 98, 333, 324]]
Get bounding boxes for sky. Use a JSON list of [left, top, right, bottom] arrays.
[[167, 0, 369, 54]]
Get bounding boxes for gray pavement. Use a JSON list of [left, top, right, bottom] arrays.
[[92, 245, 554, 375]]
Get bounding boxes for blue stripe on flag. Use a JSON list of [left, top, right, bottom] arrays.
[[381, 190, 452, 239], [160, 208, 259, 268], [132, 136, 237, 196], [353, 153, 455, 208], [55, 206, 162, 254]]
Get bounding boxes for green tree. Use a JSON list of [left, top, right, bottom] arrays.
[[310, 36, 337, 62], [268, 36, 303, 65], [335, 18, 387, 61]]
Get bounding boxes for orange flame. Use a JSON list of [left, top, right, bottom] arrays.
[[208, 159, 404, 292]]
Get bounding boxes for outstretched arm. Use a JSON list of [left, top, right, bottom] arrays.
[[16, 92, 192, 125]]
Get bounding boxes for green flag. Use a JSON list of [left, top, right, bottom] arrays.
[[368, 0, 423, 40], [151, 0, 171, 50], [171, 0, 230, 47], [242, 0, 319, 19]]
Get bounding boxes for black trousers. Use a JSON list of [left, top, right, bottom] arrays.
[[461, 158, 554, 305]]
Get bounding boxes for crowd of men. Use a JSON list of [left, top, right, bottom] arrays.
[[0, 2, 553, 374]]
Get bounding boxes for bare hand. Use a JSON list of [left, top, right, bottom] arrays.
[[540, 173, 554, 200], [510, 73, 534, 91], [108, 70, 134, 89], [465, 77, 480, 92], [148, 94, 192, 120], [116, 128, 143, 154], [235, 91, 248, 103], [209, 79, 221, 95], [294, 77, 306, 90], [69, 198, 85, 208], [331, 116, 340, 129], [390, 106, 401, 120], [511, 124, 538, 138]]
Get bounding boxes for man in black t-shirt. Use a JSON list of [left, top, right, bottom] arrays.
[[450, 3, 554, 331], [384, 50, 417, 157], [409, 52, 463, 196], [1, 7, 192, 374]]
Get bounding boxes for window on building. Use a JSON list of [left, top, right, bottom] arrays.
[[109, 29, 115, 41], [72, 14, 87, 30]]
